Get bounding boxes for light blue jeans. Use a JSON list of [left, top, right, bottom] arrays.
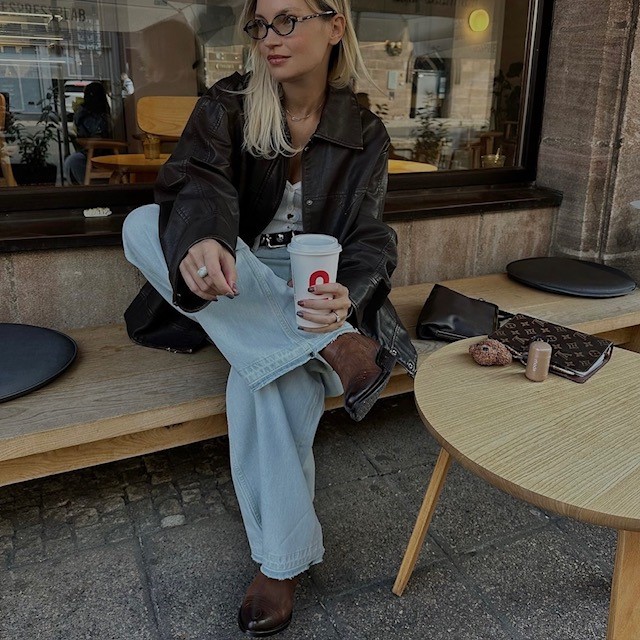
[[122, 204, 355, 578]]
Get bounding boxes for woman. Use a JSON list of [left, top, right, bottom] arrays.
[[122, 0, 416, 634], [63, 82, 111, 184]]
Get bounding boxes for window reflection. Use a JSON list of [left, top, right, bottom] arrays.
[[0, 0, 529, 189]]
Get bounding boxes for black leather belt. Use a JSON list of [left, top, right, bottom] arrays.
[[258, 230, 300, 248]]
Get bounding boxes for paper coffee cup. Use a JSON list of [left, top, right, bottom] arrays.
[[287, 234, 342, 328]]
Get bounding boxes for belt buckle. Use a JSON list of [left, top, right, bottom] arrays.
[[266, 232, 287, 248]]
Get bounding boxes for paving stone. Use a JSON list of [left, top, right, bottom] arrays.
[[44, 538, 77, 557], [158, 499, 183, 517], [42, 492, 70, 510], [338, 394, 440, 474], [42, 508, 68, 526], [100, 495, 127, 512], [327, 561, 511, 640], [14, 525, 43, 549], [143, 517, 317, 640], [458, 527, 611, 639], [70, 507, 100, 528], [314, 420, 378, 489], [43, 524, 72, 541], [311, 475, 445, 595], [151, 483, 179, 503], [13, 546, 45, 566], [182, 502, 210, 523], [143, 455, 170, 474], [0, 518, 14, 537], [554, 518, 616, 573], [150, 471, 174, 485], [0, 543, 156, 639], [104, 522, 135, 543], [392, 462, 550, 554], [181, 488, 201, 504], [161, 515, 186, 528], [11, 506, 40, 528], [280, 604, 342, 639], [100, 510, 129, 526], [75, 525, 106, 549], [126, 483, 151, 502]]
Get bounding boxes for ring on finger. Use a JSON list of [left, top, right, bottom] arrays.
[[333, 311, 341, 324], [196, 265, 208, 278]]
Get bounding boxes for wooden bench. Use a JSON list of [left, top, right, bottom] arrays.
[[3, 273, 640, 488]]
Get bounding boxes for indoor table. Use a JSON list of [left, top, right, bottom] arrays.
[[393, 338, 640, 639], [388, 159, 437, 173], [90, 153, 170, 184]]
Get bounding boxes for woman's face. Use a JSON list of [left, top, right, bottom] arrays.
[[252, 0, 344, 87]]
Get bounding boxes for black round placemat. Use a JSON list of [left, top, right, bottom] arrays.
[[0, 323, 78, 403], [506, 257, 637, 298]]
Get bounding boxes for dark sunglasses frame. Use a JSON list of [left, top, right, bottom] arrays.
[[243, 10, 337, 40]]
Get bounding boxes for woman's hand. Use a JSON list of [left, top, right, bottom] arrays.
[[295, 281, 352, 333], [179, 239, 238, 301]]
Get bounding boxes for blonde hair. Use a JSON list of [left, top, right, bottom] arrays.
[[238, 0, 370, 158]]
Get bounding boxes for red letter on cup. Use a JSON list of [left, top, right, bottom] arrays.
[[309, 270, 330, 288]]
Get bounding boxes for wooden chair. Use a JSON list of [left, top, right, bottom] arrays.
[[136, 96, 198, 141], [76, 138, 128, 185], [0, 93, 17, 187]]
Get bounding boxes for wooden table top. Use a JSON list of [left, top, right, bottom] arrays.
[[388, 159, 438, 173], [91, 153, 170, 171], [415, 338, 640, 531], [90, 156, 436, 174]]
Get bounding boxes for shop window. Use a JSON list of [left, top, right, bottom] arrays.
[[0, 0, 552, 208]]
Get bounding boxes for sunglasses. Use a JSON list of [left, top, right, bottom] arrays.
[[243, 10, 337, 40]]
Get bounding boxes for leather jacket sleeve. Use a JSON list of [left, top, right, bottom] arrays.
[[154, 88, 241, 312], [337, 141, 397, 327]]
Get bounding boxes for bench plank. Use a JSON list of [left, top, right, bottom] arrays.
[[2, 273, 640, 487]]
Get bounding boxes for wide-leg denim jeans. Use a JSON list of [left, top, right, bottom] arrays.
[[122, 204, 355, 578]]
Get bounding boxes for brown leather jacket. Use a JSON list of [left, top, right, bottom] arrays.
[[126, 73, 417, 376]]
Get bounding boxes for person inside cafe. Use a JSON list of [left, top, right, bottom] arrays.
[[121, 0, 416, 635], [63, 82, 112, 185]]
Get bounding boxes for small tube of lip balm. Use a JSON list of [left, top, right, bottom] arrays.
[[525, 340, 552, 381]]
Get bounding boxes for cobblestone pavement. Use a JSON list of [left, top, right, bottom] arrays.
[[0, 395, 616, 639]]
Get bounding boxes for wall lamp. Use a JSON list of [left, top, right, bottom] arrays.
[[468, 9, 490, 32]]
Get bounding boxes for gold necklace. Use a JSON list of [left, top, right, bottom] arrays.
[[285, 101, 324, 122]]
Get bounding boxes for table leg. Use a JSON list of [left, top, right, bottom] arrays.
[[392, 447, 452, 596], [607, 529, 640, 639]]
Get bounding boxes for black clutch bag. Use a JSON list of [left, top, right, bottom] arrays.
[[488, 313, 614, 382], [416, 284, 502, 341]]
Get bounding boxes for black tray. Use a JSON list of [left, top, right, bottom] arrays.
[[507, 257, 637, 298], [0, 323, 78, 403]]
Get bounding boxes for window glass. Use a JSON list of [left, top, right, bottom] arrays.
[[0, 0, 531, 190]]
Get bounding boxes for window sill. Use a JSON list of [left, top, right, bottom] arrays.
[[0, 184, 562, 252]]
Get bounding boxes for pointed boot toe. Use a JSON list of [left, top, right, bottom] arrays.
[[238, 572, 298, 637]]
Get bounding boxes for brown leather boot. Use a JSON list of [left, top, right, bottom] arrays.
[[238, 571, 299, 637], [320, 333, 396, 422]]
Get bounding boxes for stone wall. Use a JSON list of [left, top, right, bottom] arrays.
[[0, 206, 555, 331], [538, 0, 640, 279]]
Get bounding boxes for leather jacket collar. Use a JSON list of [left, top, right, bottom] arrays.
[[314, 85, 364, 150]]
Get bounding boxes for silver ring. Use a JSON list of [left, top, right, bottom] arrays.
[[333, 311, 341, 323], [196, 265, 208, 278]]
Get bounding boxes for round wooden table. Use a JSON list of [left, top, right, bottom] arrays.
[[393, 338, 640, 639], [90, 153, 170, 184]]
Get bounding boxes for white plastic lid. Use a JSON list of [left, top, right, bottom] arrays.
[[287, 233, 341, 256]]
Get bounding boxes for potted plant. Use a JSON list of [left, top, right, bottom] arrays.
[[412, 104, 448, 166], [8, 88, 59, 186]]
